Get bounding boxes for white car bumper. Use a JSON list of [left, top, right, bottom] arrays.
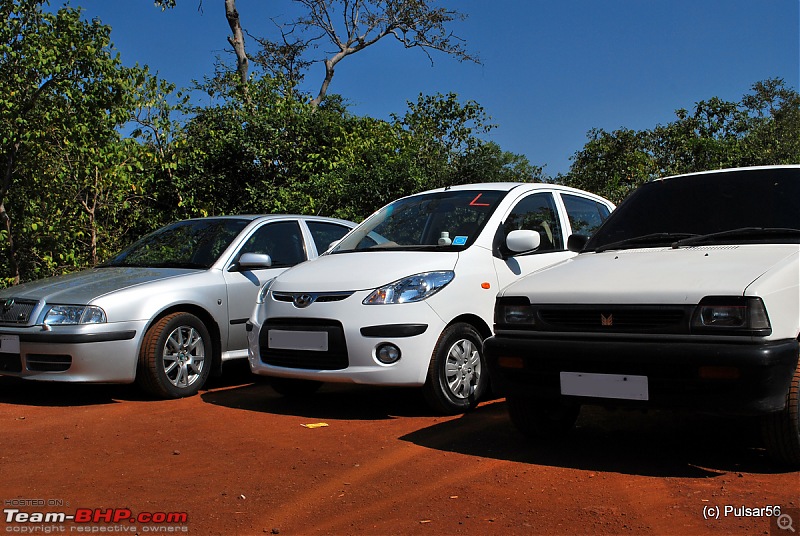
[[248, 291, 446, 386]]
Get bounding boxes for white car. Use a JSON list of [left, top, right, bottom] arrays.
[[248, 182, 614, 413], [485, 166, 800, 467], [0, 215, 356, 398]]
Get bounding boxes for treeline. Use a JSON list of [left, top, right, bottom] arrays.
[[1, 0, 798, 286]]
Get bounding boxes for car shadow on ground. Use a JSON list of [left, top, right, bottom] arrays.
[[399, 400, 789, 478], [0, 376, 148, 406], [0, 360, 260, 407]]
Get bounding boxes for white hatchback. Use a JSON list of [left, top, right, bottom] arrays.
[[248, 183, 614, 413]]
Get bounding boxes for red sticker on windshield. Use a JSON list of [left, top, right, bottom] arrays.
[[469, 193, 490, 206]]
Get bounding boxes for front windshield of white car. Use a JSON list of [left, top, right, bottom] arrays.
[[585, 167, 800, 252], [102, 218, 250, 269], [331, 189, 507, 253]]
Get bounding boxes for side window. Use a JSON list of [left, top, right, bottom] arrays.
[[306, 221, 351, 253], [503, 193, 563, 251], [561, 194, 611, 237], [239, 221, 306, 268]]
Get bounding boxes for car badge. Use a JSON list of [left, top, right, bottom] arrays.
[[293, 294, 314, 308], [2, 298, 14, 314], [601, 313, 613, 326]]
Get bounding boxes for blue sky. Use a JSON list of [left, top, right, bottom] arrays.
[[54, 0, 799, 176]]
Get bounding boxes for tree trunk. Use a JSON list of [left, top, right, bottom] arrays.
[[224, 0, 249, 102]]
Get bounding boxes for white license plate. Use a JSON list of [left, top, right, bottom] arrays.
[[268, 329, 328, 352], [0, 334, 20, 354], [560, 371, 649, 401]]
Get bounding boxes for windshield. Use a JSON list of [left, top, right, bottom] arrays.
[[332, 189, 507, 252], [103, 218, 250, 269], [585, 167, 800, 251]]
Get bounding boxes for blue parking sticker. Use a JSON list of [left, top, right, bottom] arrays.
[[453, 236, 468, 246]]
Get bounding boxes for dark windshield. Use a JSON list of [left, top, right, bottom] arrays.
[[585, 168, 800, 251], [332, 189, 507, 252], [103, 218, 250, 269]]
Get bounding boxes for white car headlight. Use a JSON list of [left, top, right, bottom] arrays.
[[363, 271, 454, 305], [44, 305, 107, 325]]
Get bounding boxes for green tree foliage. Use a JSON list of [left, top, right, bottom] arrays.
[[561, 79, 800, 204], [177, 74, 534, 223], [0, 0, 176, 284]]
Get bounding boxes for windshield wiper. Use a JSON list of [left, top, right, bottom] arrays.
[[672, 227, 800, 248], [594, 233, 699, 253]]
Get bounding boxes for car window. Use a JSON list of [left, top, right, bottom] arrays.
[[585, 167, 800, 251], [239, 221, 306, 268], [332, 190, 507, 252], [502, 193, 563, 251], [561, 194, 611, 237], [306, 221, 352, 254], [105, 218, 250, 269]]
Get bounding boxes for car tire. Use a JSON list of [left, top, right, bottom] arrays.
[[506, 395, 580, 439], [137, 312, 212, 399], [423, 323, 487, 415], [268, 376, 323, 397], [761, 353, 800, 468]]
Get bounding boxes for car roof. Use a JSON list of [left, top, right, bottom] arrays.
[[656, 164, 800, 183], [176, 214, 356, 225]]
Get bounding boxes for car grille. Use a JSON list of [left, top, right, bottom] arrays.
[[260, 318, 348, 370], [272, 291, 354, 307], [0, 299, 38, 325], [537, 305, 691, 334], [0, 352, 22, 373], [26, 354, 72, 372]]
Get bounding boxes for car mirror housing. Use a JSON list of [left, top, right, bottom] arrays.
[[506, 230, 541, 254], [567, 234, 589, 253], [238, 252, 273, 270]]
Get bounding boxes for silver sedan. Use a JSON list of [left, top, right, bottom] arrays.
[[0, 215, 356, 398]]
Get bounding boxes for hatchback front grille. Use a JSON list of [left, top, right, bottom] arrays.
[[537, 305, 691, 334], [260, 317, 348, 370], [272, 292, 353, 307]]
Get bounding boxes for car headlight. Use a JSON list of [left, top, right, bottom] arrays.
[[43, 305, 107, 325], [495, 299, 536, 326], [256, 278, 276, 304], [691, 296, 771, 335], [363, 271, 454, 305]]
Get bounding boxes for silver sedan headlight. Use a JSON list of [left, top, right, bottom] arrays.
[[43, 305, 107, 325], [363, 271, 454, 305]]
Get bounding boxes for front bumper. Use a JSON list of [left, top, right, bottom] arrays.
[[248, 291, 446, 386], [485, 333, 799, 415], [0, 321, 145, 383]]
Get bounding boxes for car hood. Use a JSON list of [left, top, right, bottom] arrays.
[[0, 267, 199, 304], [272, 251, 459, 292], [500, 245, 799, 304]]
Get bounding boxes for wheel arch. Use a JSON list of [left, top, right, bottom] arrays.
[[447, 313, 492, 341], [139, 305, 223, 377]]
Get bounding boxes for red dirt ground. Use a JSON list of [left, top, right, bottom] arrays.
[[1, 362, 797, 536]]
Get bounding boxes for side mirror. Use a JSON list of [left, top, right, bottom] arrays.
[[238, 252, 272, 270], [506, 229, 541, 254], [567, 234, 589, 253]]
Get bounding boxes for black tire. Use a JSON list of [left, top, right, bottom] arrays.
[[268, 376, 323, 397], [136, 312, 212, 399], [423, 323, 488, 415], [761, 353, 800, 468], [506, 395, 580, 439]]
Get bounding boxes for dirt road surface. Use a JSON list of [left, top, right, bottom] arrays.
[[2, 362, 797, 536]]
